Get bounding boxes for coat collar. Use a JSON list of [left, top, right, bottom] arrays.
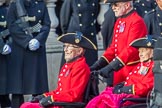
[[119, 9, 134, 18]]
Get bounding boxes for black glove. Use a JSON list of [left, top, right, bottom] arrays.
[[30, 95, 45, 103], [99, 64, 114, 78], [113, 85, 133, 94], [113, 82, 125, 92], [109, 58, 124, 71], [39, 96, 54, 107], [90, 57, 108, 71]]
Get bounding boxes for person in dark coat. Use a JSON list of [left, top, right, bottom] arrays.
[[144, 0, 162, 38], [143, 0, 162, 107], [0, 0, 11, 107], [134, 0, 157, 17], [60, 0, 99, 68], [55, 0, 64, 36], [6, 0, 51, 107], [101, 6, 116, 50]]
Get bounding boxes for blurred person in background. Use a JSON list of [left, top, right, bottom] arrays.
[[144, 0, 162, 38], [6, 0, 51, 107], [0, 0, 11, 107], [59, 0, 99, 68]]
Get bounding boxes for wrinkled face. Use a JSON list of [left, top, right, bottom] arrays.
[[156, 0, 162, 10], [138, 48, 153, 62], [0, 0, 6, 6], [111, 2, 129, 17], [64, 43, 83, 62]]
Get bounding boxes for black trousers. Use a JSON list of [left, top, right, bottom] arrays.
[[11, 94, 41, 108], [0, 94, 11, 108], [11, 94, 24, 108]]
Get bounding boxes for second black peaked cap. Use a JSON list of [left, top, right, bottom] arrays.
[[130, 35, 157, 48], [107, 0, 132, 3], [57, 32, 97, 50]]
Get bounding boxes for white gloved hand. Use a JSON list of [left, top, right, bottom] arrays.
[[2, 44, 11, 55], [29, 39, 40, 51]]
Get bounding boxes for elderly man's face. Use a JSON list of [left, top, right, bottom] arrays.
[[138, 48, 153, 62], [112, 2, 128, 17], [64, 43, 83, 62]]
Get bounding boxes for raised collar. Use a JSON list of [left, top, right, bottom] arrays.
[[118, 9, 134, 18]]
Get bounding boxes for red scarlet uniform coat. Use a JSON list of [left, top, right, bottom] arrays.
[[44, 57, 90, 102], [102, 10, 148, 85], [124, 61, 154, 97], [86, 61, 154, 108], [20, 57, 90, 108]]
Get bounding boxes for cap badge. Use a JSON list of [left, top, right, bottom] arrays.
[[75, 31, 82, 43], [75, 39, 80, 43], [147, 42, 151, 46]]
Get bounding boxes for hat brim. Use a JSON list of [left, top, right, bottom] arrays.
[[57, 33, 97, 50], [130, 37, 157, 48], [108, 0, 132, 3]]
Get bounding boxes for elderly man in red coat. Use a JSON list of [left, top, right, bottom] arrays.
[[20, 31, 97, 108], [86, 35, 156, 108], [90, 0, 148, 86]]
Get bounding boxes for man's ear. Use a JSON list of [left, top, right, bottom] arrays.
[[126, 1, 131, 9], [78, 47, 84, 55], [149, 49, 153, 58]]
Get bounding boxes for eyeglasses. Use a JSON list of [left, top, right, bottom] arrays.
[[63, 45, 79, 49]]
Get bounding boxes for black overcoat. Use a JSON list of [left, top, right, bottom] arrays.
[[101, 7, 116, 50], [6, 0, 51, 94], [134, 0, 157, 17], [60, 0, 99, 66], [0, 5, 11, 94], [144, 6, 162, 38]]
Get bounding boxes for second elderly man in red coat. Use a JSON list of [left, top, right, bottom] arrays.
[[90, 0, 148, 86]]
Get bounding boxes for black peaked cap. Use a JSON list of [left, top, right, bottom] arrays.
[[107, 0, 132, 3], [57, 32, 97, 50], [130, 35, 157, 48]]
